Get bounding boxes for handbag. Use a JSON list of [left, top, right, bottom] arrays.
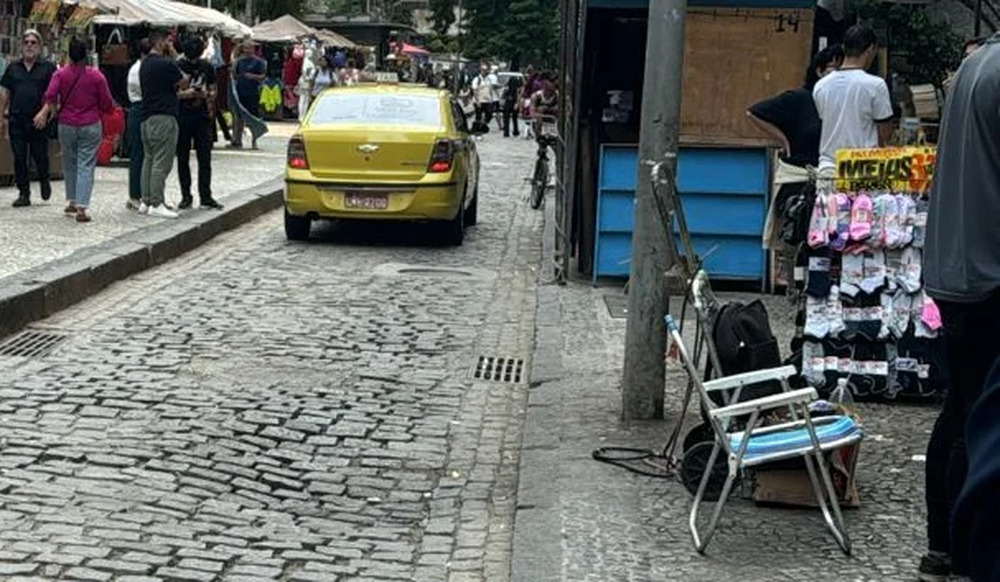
[[46, 67, 85, 139], [100, 28, 129, 66]]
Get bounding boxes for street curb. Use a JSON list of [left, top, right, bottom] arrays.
[[512, 196, 565, 582], [0, 176, 284, 339]]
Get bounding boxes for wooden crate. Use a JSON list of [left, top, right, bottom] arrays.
[[680, 8, 814, 146]]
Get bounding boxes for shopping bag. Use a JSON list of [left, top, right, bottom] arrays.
[[97, 137, 115, 166], [100, 28, 129, 66], [102, 105, 125, 138]]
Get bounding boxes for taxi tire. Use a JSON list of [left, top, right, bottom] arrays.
[[464, 187, 478, 226], [284, 211, 311, 241], [443, 197, 465, 246]]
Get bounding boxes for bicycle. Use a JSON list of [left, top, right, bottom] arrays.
[[530, 115, 559, 209]]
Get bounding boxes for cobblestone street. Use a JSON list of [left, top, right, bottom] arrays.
[[0, 133, 541, 581]]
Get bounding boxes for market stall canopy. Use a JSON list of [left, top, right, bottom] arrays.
[[87, 0, 252, 38], [313, 28, 357, 48], [252, 14, 314, 43]]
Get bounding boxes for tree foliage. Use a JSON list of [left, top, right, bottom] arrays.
[[847, 0, 962, 86], [430, 0, 558, 68], [429, 0, 456, 36]]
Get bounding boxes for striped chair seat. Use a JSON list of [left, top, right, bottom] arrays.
[[729, 415, 863, 465]]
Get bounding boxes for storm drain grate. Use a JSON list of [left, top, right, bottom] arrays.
[[473, 356, 526, 384], [0, 329, 69, 359]]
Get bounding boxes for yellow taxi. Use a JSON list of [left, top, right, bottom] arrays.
[[283, 84, 480, 245]]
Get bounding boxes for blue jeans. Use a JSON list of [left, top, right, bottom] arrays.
[[58, 122, 102, 209], [128, 104, 143, 200]]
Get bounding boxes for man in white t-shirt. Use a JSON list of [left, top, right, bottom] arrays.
[[813, 24, 894, 172], [471, 64, 495, 129], [126, 38, 152, 210]]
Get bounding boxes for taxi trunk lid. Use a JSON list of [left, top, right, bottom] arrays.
[[303, 128, 439, 182]]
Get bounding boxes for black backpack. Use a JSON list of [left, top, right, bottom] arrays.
[[706, 300, 783, 406], [778, 181, 818, 246]]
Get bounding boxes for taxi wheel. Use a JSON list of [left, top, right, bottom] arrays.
[[284, 211, 311, 241], [463, 185, 478, 226], [443, 196, 465, 246]]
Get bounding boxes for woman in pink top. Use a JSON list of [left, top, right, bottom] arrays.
[[34, 37, 114, 223]]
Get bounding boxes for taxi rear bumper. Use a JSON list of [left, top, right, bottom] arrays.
[[284, 179, 463, 221]]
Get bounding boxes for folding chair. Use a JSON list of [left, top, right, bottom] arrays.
[[665, 312, 863, 556]]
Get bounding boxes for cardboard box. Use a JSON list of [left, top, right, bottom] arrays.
[[753, 442, 861, 509]]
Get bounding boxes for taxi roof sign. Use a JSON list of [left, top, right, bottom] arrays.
[[374, 71, 400, 83]]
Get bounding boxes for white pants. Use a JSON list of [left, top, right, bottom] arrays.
[[298, 92, 311, 122]]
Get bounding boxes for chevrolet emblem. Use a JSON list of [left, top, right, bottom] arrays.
[[357, 144, 380, 154]]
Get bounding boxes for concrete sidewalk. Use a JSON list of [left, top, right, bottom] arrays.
[[513, 207, 935, 581], [0, 122, 297, 282]]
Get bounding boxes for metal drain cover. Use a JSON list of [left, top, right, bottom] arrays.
[[473, 356, 526, 384], [0, 329, 68, 358], [372, 263, 496, 281]]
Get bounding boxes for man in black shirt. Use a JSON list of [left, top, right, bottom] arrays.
[[0, 29, 55, 207], [176, 36, 222, 210], [502, 74, 523, 138], [140, 30, 187, 219]]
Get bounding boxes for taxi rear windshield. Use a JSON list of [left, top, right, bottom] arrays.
[[309, 93, 442, 127]]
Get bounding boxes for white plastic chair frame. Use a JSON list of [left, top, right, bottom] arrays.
[[665, 313, 858, 556]]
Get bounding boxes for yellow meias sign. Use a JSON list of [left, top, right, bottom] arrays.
[[835, 147, 936, 193]]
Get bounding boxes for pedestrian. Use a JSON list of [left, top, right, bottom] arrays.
[[521, 67, 541, 140], [951, 360, 1000, 582], [490, 65, 502, 132], [472, 64, 493, 131], [0, 28, 56, 208], [140, 29, 186, 219], [313, 56, 335, 98], [297, 44, 317, 122], [747, 45, 843, 250], [231, 40, 266, 150], [33, 36, 113, 223], [502, 72, 523, 138], [176, 36, 223, 211], [918, 32, 1000, 582], [126, 38, 152, 211], [812, 24, 895, 174]]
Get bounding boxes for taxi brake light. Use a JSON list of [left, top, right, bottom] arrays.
[[428, 139, 454, 173], [287, 136, 309, 170]]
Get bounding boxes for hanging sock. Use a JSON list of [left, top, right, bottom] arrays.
[[841, 252, 864, 297], [802, 340, 827, 387], [879, 290, 893, 340], [828, 285, 846, 337], [898, 247, 923, 293], [915, 290, 941, 339], [806, 248, 832, 298], [860, 250, 887, 295], [807, 192, 830, 248], [869, 192, 888, 250], [912, 198, 929, 249], [849, 192, 874, 242], [829, 193, 853, 252], [805, 295, 830, 339], [898, 194, 917, 247], [888, 289, 913, 339], [884, 248, 903, 293], [883, 194, 903, 248]]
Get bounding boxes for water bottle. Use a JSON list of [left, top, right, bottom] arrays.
[[830, 378, 856, 416]]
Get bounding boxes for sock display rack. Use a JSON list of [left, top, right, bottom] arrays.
[[793, 147, 944, 402]]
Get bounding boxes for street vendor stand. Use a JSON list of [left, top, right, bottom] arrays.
[[252, 15, 358, 120]]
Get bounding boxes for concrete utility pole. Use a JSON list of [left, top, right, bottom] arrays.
[[621, 0, 688, 420]]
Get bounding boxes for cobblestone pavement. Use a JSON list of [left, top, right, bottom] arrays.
[[0, 132, 542, 581], [0, 122, 299, 281], [517, 264, 936, 581]]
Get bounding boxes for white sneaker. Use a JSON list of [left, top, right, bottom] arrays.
[[147, 204, 178, 219], [138, 202, 149, 215]]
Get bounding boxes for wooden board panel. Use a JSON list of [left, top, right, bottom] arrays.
[[680, 8, 814, 143]]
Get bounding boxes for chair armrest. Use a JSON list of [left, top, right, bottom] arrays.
[[709, 387, 818, 419], [702, 365, 798, 393]]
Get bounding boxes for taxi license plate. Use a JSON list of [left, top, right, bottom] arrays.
[[345, 192, 389, 210]]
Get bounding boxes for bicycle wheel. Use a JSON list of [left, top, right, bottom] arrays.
[[531, 155, 548, 209]]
